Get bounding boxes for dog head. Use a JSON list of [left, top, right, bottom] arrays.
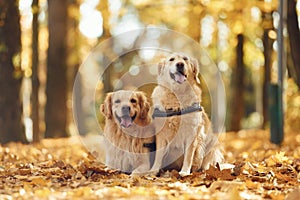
[[158, 53, 200, 85], [101, 90, 150, 128]]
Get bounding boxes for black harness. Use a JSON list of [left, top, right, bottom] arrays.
[[143, 143, 156, 152], [152, 102, 202, 118], [144, 102, 202, 151]]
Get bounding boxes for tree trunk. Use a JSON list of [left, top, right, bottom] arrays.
[[0, 0, 27, 144], [45, 0, 68, 138], [32, 0, 41, 142], [262, 29, 272, 127], [98, 0, 114, 94], [230, 34, 245, 131], [287, 0, 300, 88], [68, 0, 87, 135]]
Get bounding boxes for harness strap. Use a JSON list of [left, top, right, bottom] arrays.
[[152, 102, 202, 118], [143, 142, 156, 152]]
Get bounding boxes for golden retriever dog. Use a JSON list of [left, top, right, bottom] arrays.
[[100, 90, 155, 175], [150, 53, 224, 176]]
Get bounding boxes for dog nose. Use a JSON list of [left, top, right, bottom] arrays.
[[121, 106, 130, 114], [176, 62, 184, 71]]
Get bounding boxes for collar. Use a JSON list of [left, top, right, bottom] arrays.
[[143, 142, 156, 152], [152, 102, 202, 118]]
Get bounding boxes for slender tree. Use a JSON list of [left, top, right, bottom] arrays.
[[287, 0, 300, 88], [68, 0, 87, 135], [98, 0, 113, 94], [0, 0, 27, 143], [31, 0, 41, 142], [230, 34, 245, 131], [262, 29, 273, 127], [45, 0, 68, 138]]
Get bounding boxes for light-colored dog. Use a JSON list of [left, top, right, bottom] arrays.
[[150, 53, 224, 176], [100, 90, 155, 175]]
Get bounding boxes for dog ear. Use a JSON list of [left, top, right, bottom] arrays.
[[136, 92, 150, 120], [100, 93, 113, 119], [158, 60, 165, 75], [191, 58, 200, 84]]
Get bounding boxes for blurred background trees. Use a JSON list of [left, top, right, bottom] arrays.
[[287, 0, 300, 88], [0, 0, 27, 143], [45, 0, 68, 138], [0, 0, 299, 144]]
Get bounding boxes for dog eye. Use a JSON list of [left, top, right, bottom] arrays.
[[169, 58, 175, 61], [183, 57, 188, 61], [114, 99, 121, 104], [130, 98, 137, 103]]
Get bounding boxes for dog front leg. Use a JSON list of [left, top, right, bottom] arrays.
[[150, 147, 167, 175], [179, 139, 197, 176], [191, 145, 204, 172]]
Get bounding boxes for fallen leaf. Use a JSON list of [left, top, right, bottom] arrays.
[[245, 180, 260, 190], [1, 131, 299, 199], [205, 165, 236, 180], [30, 177, 51, 187], [209, 180, 244, 192]]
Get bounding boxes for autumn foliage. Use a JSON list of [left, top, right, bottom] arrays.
[[1, 130, 299, 199]]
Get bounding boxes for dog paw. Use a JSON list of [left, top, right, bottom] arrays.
[[131, 172, 144, 177], [131, 169, 149, 176], [148, 170, 159, 176], [179, 171, 190, 177]]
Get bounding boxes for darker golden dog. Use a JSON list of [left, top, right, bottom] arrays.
[[101, 90, 155, 175]]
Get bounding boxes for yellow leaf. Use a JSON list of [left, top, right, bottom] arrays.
[[73, 187, 93, 197], [245, 180, 260, 190], [34, 188, 51, 198], [266, 151, 289, 166], [269, 191, 285, 200], [229, 187, 242, 200], [275, 151, 289, 162], [31, 177, 51, 187]]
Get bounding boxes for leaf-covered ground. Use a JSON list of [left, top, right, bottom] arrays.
[[1, 130, 300, 199]]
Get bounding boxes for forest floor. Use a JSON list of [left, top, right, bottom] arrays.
[[0, 130, 300, 200]]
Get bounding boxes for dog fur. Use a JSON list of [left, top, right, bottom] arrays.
[[150, 53, 224, 176], [100, 90, 155, 175]]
